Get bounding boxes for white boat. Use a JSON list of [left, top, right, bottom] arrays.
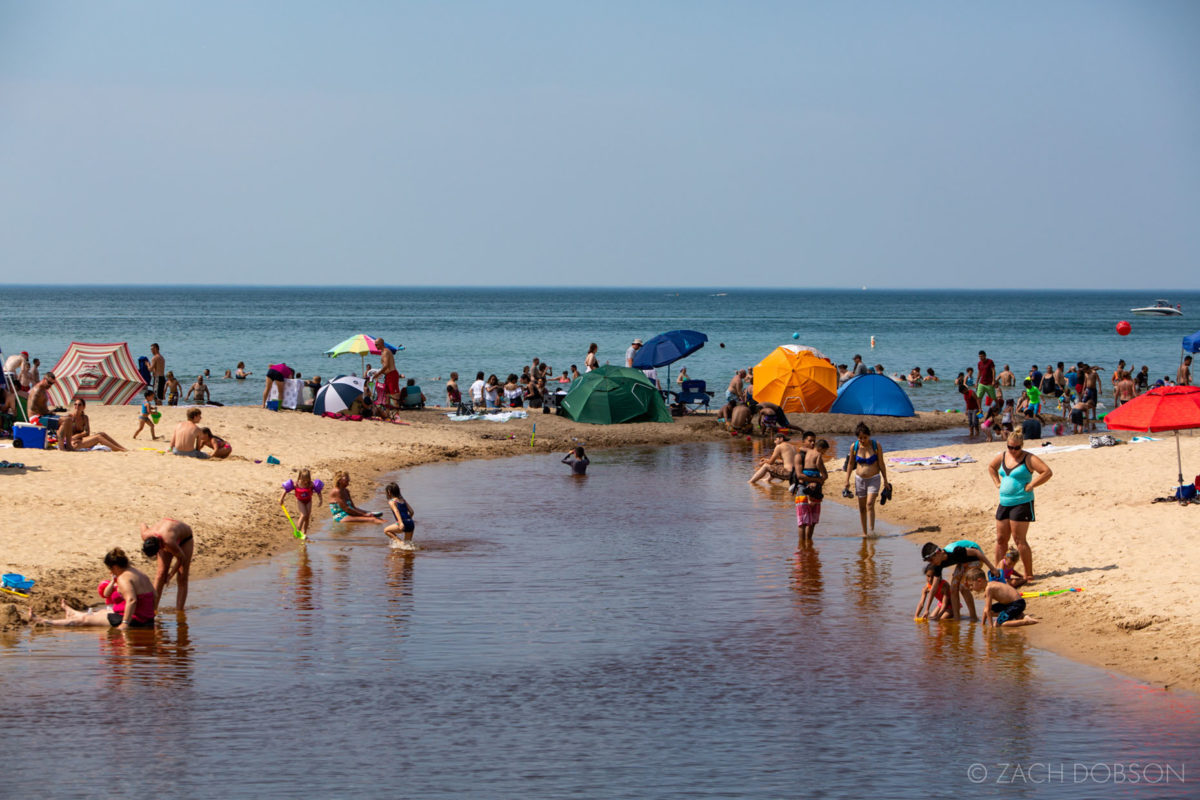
[[1130, 300, 1183, 317]]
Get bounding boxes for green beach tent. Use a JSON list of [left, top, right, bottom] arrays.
[[561, 365, 673, 425]]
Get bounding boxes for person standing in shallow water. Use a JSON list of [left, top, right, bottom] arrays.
[[843, 422, 889, 537], [140, 517, 195, 612]]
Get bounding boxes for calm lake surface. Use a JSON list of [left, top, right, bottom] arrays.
[[1, 443, 1196, 798]]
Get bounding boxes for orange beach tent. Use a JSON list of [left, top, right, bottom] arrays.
[[753, 344, 838, 413]]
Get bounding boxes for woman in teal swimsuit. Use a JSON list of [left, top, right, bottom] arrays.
[[987, 431, 1052, 583], [328, 471, 384, 523]]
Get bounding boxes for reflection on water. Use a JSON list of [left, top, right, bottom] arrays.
[[0, 443, 1196, 799]]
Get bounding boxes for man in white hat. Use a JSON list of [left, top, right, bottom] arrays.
[[625, 338, 643, 368]]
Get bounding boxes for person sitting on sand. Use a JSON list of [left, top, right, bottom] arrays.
[[399, 378, 426, 409], [727, 402, 752, 435], [31, 548, 156, 629], [198, 426, 232, 459], [328, 471, 383, 522], [26, 372, 56, 417], [170, 408, 206, 457], [914, 562, 952, 621], [749, 431, 797, 484], [921, 540, 997, 621], [141, 517, 194, 611], [966, 568, 1038, 627], [57, 398, 127, 452]]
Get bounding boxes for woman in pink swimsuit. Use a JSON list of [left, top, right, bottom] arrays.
[[31, 548, 157, 629]]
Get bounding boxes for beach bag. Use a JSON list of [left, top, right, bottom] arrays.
[[1174, 484, 1197, 502]]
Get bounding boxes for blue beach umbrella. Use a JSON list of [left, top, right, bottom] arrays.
[[631, 329, 708, 389], [313, 376, 365, 416]]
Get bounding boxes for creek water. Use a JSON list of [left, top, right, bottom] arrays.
[[1, 443, 1196, 798]]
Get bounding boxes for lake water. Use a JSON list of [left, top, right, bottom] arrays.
[[1, 443, 1195, 798], [3, 286, 1198, 412]]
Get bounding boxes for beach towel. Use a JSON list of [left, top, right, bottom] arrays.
[[888, 455, 977, 467]]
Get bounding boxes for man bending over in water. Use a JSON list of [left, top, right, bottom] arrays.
[[141, 517, 195, 611]]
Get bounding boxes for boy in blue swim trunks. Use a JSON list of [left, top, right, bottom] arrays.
[[967, 568, 1039, 627]]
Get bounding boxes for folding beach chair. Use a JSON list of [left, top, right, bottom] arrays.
[[675, 380, 712, 414]]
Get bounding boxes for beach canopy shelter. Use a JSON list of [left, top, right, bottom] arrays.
[[752, 345, 838, 414], [830, 374, 916, 417], [1182, 331, 1200, 353], [561, 365, 672, 425], [631, 329, 708, 388], [46, 342, 146, 408], [1104, 384, 1200, 492], [313, 376, 365, 416]]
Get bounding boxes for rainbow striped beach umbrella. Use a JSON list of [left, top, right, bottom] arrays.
[[46, 342, 147, 407], [325, 334, 403, 373]]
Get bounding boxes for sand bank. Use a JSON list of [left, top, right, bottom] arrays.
[[1, 405, 746, 625], [836, 431, 1200, 692]]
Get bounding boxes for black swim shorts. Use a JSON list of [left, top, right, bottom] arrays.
[[266, 368, 285, 382], [107, 613, 155, 628], [995, 501, 1035, 523]]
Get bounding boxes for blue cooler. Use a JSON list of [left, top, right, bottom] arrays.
[[13, 423, 46, 449]]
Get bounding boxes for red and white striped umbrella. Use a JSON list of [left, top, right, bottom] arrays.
[[46, 342, 147, 407]]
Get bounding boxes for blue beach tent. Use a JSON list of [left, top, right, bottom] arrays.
[[829, 374, 915, 417], [1182, 330, 1200, 353]]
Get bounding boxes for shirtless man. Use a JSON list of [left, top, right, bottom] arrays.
[[722, 370, 747, 418], [57, 398, 127, 451], [140, 517, 195, 611], [1115, 370, 1136, 407], [727, 402, 752, 434], [186, 375, 210, 404], [749, 432, 798, 484], [26, 373, 56, 417], [1178, 356, 1193, 387], [375, 339, 400, 404], [997, 365, 1015, 387], [150, 343, 166, 402], [170, 408, 205, 457], [1084, 366, 1101, 427]]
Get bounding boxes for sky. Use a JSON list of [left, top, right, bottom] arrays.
[[1, 1, 1197, 288]]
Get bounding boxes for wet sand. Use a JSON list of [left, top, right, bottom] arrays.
[[5, 404, 1195, 693], [833, 431, 1200, 693]]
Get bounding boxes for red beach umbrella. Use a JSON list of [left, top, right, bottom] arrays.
[[45, 341, 147, 408], [1105, 385, 1200, 490]]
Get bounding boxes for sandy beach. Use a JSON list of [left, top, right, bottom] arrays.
[[847, 431, 1200, 693], [3, 405, 1196, 693]]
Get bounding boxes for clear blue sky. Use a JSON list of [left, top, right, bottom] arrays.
[[1, 1, 1197, 288]]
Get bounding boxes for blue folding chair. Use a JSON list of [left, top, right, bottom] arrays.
[[675, 380, 712, 413]]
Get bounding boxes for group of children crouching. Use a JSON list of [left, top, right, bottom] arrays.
[[915, 540, 1038, 628]]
